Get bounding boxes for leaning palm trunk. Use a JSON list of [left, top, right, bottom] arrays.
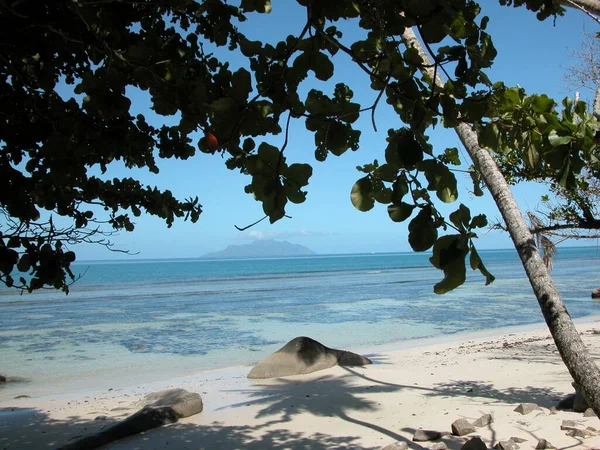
[[561, 0, 600, 17], [402, 27, 600, 415]]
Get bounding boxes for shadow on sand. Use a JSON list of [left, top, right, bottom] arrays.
[[0, 353, 567, 450]]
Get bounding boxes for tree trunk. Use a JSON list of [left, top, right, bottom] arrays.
[[560, 0, 600, 17], [402, 26, 600, 415]]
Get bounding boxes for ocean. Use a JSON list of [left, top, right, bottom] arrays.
[[1, 246, 600, 397]]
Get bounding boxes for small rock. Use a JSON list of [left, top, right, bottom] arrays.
[[381, 442, 408, 450], [548, 406, 558, 415], [472, 413, 493, 428], [592, 287, 600, 298], [461, 437, 487, 450], [514, 403, 541, 415], [516, 420, 530, 426], [510, 437, 527, 443], [14, 395, 31, 399], [94, 416, 108, 421], [452, 418, 476, 436], [565, 428, 591, 438], [0, 375, 6, 383], [584, 408, 596, 417], [494, 440, 519, 450], [560, 419, 579, 430], [587, 426, 597, 432], [413, 430, 443, 442], [535, 439, 556, 449], [430, 443, 449, 450]]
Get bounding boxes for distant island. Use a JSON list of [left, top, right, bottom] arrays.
[[203, 239, 317, 259]]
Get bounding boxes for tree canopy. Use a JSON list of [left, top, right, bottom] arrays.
[[5, 0, 600, 418], [0, 0, 598, 295]]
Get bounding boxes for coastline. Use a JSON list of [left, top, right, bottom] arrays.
[[3, 316, 600, 449], [5, 314, 600, 403]]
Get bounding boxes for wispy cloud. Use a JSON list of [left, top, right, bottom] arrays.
[[235, 229, 330, 241]]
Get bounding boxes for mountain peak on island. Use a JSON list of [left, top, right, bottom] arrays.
[[203, 239, 316, 259]]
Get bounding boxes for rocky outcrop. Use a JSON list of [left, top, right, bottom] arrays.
[[472, 413, 493, 428], [592, 288, 600, 299], [451, 418, 476, 436], [247, 337, 372, 379], [57, 388, 203, 450], [513, 403, 541, 415], [412, 429, 443, 442], [535, 438, 556, 449], [494, 440, 519, 450], [461, 437, 487, 450]]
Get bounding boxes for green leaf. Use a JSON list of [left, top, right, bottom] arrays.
[[284, 183, 307, 204], [548, 131, 573, 147], [433, 257, 467, 294], [418, 10, 449, 44], [449, 204, 471, 232], [210, 97, 238, 114], [239, 37, 262, 57], [387, 202, 415, 222], [385, 128, 424, 169], [419, 159, 458, 203], [460, 97, 487, 123], [7, 237, 20, 248], [258, 142, 281, 168], [17, 254, 31, 273], [375, 164, 399, 182], [326, 121, 350, 155], [313, 52, 334, 81], [284, 163, 312, 187], [230, 68, 252, 103], [531, 94, 555, 114], [403, 47, 423, 65], [441, 147, 461, 165], [408, 206, 438, 252], [470, 214, 488, 229], [374, 185, 393, 204], [470, 245, 495, 285], [64, 251, 76, 263], [478, 123, 500, 151], [430, 235, 469, 294], [265, 188, 287, 223], [350, 177, 375, 212], [391, 177, 409, 203]]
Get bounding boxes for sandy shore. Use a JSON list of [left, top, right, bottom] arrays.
[[2, 318, 600, 449]]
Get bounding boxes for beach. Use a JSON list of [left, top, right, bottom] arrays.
[[2, 318, 600, 449]]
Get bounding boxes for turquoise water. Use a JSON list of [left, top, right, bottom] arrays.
[[1, 246, 600, 396]]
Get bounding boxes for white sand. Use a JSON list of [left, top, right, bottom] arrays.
[[2, 318, 600, 449]]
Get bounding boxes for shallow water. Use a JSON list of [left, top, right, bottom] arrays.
[[1, 246, 600, 397]]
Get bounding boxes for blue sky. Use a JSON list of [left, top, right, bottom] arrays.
[[68, 2, 598, 260]]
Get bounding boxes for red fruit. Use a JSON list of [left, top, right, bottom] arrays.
[[205, 132, 219, 151]]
